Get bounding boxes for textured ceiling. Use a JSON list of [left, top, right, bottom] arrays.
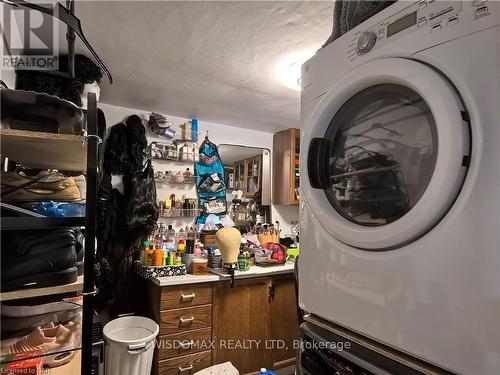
[[74, 1, 332, 133]]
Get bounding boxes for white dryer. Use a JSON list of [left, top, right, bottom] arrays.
[[299, 1, 500, 373]]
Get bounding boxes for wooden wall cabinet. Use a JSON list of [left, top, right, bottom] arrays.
[[273, 128, 300, 205], [142, 274, 299, 375], [234, 155, 262, 197]]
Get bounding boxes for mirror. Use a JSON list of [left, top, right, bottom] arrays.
[[218, 144, 271, 230]]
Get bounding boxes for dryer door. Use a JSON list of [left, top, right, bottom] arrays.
[[302, 58, 470, 250]]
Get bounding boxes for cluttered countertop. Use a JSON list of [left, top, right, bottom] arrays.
[[151, 262, 295, 286]]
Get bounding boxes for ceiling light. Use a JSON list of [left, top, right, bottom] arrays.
[[275, 49, 315, 92]]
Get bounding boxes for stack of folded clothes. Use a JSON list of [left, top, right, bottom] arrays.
[[1, 297, 82, 368], [1, 228, 84, 292]]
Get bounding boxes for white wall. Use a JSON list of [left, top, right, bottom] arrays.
[[99, 102, 299, 235]]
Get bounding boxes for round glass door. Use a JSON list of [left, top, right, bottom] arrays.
[[325, 84, 438, 226], [302, 58, 470, 249]]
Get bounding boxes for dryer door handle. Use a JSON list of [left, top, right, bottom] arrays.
[[308, 137, 331, 189]]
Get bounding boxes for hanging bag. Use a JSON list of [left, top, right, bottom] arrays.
[[195, 137, 227, 221]]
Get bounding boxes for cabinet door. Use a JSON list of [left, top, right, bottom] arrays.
[[270, 276, 300, 368], [213, 278, 273, 373], [273, 128, 300, 205]]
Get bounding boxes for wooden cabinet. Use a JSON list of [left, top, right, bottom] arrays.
[[144, 274, 298, 375], [273, 128, 300, 205], [234, 155, 262, 197], [143, 282, 214, 375], [269, 277, 300, 369], [212, 278, 273, 373], [212, 275, 299, 374]]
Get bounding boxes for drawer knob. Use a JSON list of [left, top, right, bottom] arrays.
[[181, 293, 196, 301], [179, 316, 195, 324], [178, 364, 194, 373]]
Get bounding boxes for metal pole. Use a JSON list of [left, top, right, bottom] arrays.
[[66, 0, 75, 77]]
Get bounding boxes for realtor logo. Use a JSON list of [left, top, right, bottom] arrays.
[[1, 2, 59, 70]]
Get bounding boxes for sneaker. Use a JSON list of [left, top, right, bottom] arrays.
[[5, 324, 77, 367], [1, 172, 82, 202]]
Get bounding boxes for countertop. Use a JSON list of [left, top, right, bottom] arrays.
[[151, 262, 295, 287]]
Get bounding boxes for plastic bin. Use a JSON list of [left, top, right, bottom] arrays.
[[103, 316, 159, 375]]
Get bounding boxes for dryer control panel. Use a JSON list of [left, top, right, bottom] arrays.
[[348, 0, 495, 59]]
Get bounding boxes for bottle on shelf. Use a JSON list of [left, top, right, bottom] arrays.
[[178, 228, 186, 243], [193, 242, 202, 256], [178, 240, 186, 254], [181, 121, 192, 141], [191, 119, 198, 142], [144, 241, 155, 266], [186, 227, 196, 253], [165, 225, 176, 251], [180, 142, 191, 162], [142, 241, 151, 265], [153, 246, 163, 267]]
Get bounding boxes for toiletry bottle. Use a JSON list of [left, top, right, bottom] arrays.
[[182, 194, 188, 216], [166, 225, 176, 251], [162, 243, 168, 266], [191, 119, 198, 142], [182, 121, 192, 141], [186, 227, 196, 253], [193, 242, 202, 256], [183, 168, 192, 181], [153, 246, 163, 267], [178, 240, 186, 254], [178, 228, 185, 244], [180, 142, 190, 161], [142, 241, 150, 265]]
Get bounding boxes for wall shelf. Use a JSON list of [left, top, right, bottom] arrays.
[[159, 208, 201, 218], [155, 175, 197, 185], [0, 275, 84, 302], [1, 216, 86, 230], [0, 129, 87, 171]]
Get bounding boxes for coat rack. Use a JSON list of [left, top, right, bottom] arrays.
[[3, 0, 113, 84]]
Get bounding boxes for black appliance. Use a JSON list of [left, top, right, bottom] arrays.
[[298, 319, 454, 375]]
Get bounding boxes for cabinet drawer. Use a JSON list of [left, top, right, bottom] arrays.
[[158, 350, 211, 375], [161, 284, 212, 310], [157, 328, 212, 360], [160, 305, 212, 335]]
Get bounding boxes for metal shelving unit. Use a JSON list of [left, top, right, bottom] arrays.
[[0, 92, 100, 375], [0, 275, 84, 302], [0, 216, 86, 230]]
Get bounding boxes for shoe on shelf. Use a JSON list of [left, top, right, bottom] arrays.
[[1, 229, 79, 292], [1, 171, 82, 202], [4, 323, 78, 368]]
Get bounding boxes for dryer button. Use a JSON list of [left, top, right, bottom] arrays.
[[356, 31, 377, 55], [431, 24, 442, 33]]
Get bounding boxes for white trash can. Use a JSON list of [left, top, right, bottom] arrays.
[[103, 316, 159, 375]]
